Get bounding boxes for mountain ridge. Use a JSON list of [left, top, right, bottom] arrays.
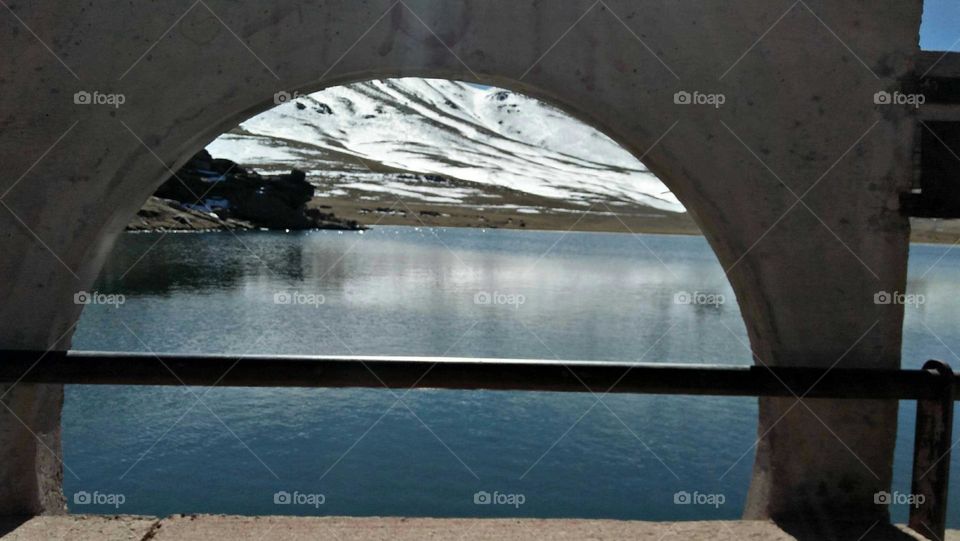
[[207, 78, 685, 215]]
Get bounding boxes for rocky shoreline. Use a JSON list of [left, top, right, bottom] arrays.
[[128, 151, 960, 245], [127, 150, 364, 232]]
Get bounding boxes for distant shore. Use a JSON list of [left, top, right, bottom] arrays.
[[314, 195, 957, 244], [131, 149, 958, 243], [128, 194, 959, 245], [126, 194, 699, 236], [304, 195, 703, 236]]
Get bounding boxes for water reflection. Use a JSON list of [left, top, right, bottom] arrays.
[[89, 228, 742, 362], [67, 229, 960, 523]]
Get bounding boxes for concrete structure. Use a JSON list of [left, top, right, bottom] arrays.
[[0, 0, 930, 530], [1, 515, 954, 541]]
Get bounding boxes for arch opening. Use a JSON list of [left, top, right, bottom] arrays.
[[123, 73, 711, 242], [65, 77, 765, 520]]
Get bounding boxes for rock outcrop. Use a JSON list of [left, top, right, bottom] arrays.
[[127, 150, 364, 231]]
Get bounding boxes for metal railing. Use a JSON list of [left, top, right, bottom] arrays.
[[0, 350, 955, 540]]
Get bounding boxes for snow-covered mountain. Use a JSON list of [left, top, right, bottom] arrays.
[[207, 78, 683, 213]]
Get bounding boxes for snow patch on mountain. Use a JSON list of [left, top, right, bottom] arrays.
[[207, 78, 683, 213]]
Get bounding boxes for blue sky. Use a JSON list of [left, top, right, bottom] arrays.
[[922, 0, 960, 51]]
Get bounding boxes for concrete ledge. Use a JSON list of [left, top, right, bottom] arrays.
[[150, 516, 793, 540], [1, 515, 956, 541], [0, 515, 156, 540]]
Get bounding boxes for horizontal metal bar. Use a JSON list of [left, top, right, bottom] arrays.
[[918, 103, 960, 122], [0, 350, 956, 400]]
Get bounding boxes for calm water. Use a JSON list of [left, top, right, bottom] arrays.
[[65, 227, 960, 524]]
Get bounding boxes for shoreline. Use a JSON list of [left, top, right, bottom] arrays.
[[129, 151, 960, 243], [125, 209, 960, 245]]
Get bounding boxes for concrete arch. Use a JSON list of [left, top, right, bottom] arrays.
[[0, 0, 923, 524]]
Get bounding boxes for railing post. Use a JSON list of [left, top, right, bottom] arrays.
[[909, 360, 955, 540]]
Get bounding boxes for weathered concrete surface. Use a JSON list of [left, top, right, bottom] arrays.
[[0, 0, 923, 524], [150, 516, 798, 541], [0, 515, 156, 540], [5, 515, 954, 541], [0, 386, 63, 514]]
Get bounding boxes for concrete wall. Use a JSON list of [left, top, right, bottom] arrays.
[[0, 0, 922, 522]]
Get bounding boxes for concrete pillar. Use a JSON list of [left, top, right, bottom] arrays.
[[0, 385, 65, 514], [0, 0, 923, 521]]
